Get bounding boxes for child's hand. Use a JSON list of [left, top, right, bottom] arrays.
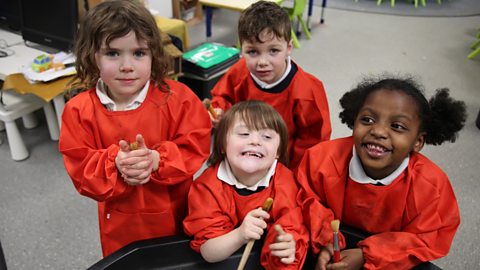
[[269, 224, 295, 264], [333, 248, 364, 270], [202, 98, 223, 128], [238, 207, 270, 243], [316, 244, 334, 270], [210, 108, 223, 128], [115, 134, 158, 185], [316, 247, 363, 270]]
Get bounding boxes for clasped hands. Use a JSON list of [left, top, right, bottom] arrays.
[[115, 134, 160, 186]]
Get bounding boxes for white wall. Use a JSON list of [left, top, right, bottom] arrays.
[[147, 0, 173, 18]]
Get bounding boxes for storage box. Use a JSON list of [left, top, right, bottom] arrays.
[[179, 69, 227, 100]]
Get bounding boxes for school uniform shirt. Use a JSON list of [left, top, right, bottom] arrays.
[[210, 58, 331, 168], [183, 161, 309, 269], [59, 80, 212, 256], [296, 137, 460, 270]]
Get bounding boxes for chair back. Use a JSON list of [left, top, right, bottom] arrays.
[[291, 0, 307, 16]]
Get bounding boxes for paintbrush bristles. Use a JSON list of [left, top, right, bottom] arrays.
[[262, 197, 274, 211], [331, 219, 340, 233]]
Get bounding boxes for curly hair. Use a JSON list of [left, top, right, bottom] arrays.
[[238, 1, 291, 45], [72, 0, 169, 91], [208, 100, 289, 167], [339, 74, 467, 145]]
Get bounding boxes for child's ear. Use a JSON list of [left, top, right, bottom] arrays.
[[413, 132, 426, 152], [287, 39, 293, 55]]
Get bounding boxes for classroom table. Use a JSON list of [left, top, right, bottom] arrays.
[[198, 0, 328, 41], [2, 74, 72, 130], [0, 28, 70, 129], [199, 0, 283, 41]]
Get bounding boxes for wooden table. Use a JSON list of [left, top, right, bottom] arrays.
[[2, 74, 72, 129], [0, 28, 71, 129]]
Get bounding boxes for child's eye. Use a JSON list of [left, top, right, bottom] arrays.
[[246, 50, 257, 56], [359, 116, 374, 124], [262, 135, 272, 140], [391, 123, 407, 131], [134, 50, 147, 58], [238, 132, 249, 137], [105, 50, 119, 57], [269, 48, 279, 54]]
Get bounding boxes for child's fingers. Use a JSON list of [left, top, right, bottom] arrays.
[[269, 237, 295, 264], [316, 247, 332, 270], [119, 140, 130, 152], [280, 256, 295, 264], [274, 224, 286, 235], [135, 134, 146, 149]]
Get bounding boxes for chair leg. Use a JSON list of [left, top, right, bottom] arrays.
[[298, 17, 311, 40], [22, 113, 38, 129], [43, 103, 59, 141], [391, 0, 395, 7], [291, 29, 300, 48], [470, 39, 480, 49], [4, 120, 29, 161], [468, 47, 480, 60], [377, 0, 382, 6], [422, 0, 426, 7]]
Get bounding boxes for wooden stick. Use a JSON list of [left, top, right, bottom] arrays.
[[237, 197, 274, 270], [208, 104, 218, 119]]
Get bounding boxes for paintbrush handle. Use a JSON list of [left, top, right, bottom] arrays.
[[237, 239, 255, 270], [208, 105, 218, 119], [333, 232, 340, 262]]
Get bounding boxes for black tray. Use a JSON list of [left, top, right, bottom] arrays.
[[88, 226, 441, 270]]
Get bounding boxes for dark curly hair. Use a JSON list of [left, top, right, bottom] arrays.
[[238, 1, 291, 45], [339, 75, 467, 145]]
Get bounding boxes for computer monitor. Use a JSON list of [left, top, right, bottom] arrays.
[[20, 0, 78, 52], [0, 0, 21, 31]]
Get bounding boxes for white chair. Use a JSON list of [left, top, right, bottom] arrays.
[[0, 89, 59, 161]]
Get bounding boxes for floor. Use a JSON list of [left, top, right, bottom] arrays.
[[0, 5, 479, 270]]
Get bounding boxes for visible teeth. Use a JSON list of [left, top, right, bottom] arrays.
[[243, 151, 263, 158], [366, 144, 387, 152]]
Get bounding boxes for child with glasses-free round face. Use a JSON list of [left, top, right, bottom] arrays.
[[296, 76, 466, 270], [59, 0, 211, 257], [184, 101, 310, 268]]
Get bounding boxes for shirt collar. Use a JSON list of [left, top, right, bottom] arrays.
[[349, 146, 409, 186], [250, 56, 292, 89], [95, 79, 150, 111], [217, 159, 277, 191]]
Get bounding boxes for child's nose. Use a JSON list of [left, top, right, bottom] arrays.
[[257, 56, 268, 66], [119, 57, 134, 72], [249, 133, 262, 145], [370, 124, 388, 138]]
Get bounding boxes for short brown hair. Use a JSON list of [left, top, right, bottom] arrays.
[[73, 0, 169, 90], [238, 1, 291, 44], [208, 100, 289, 167]]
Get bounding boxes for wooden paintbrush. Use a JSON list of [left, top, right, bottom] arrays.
[[237, 197, 274, 270], [208, 104, 218, 119], [331, 219, 341, 263]]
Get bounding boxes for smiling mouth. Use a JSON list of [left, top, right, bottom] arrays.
[[242, 151, 264, 158], [363, 143, 391, 157]]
